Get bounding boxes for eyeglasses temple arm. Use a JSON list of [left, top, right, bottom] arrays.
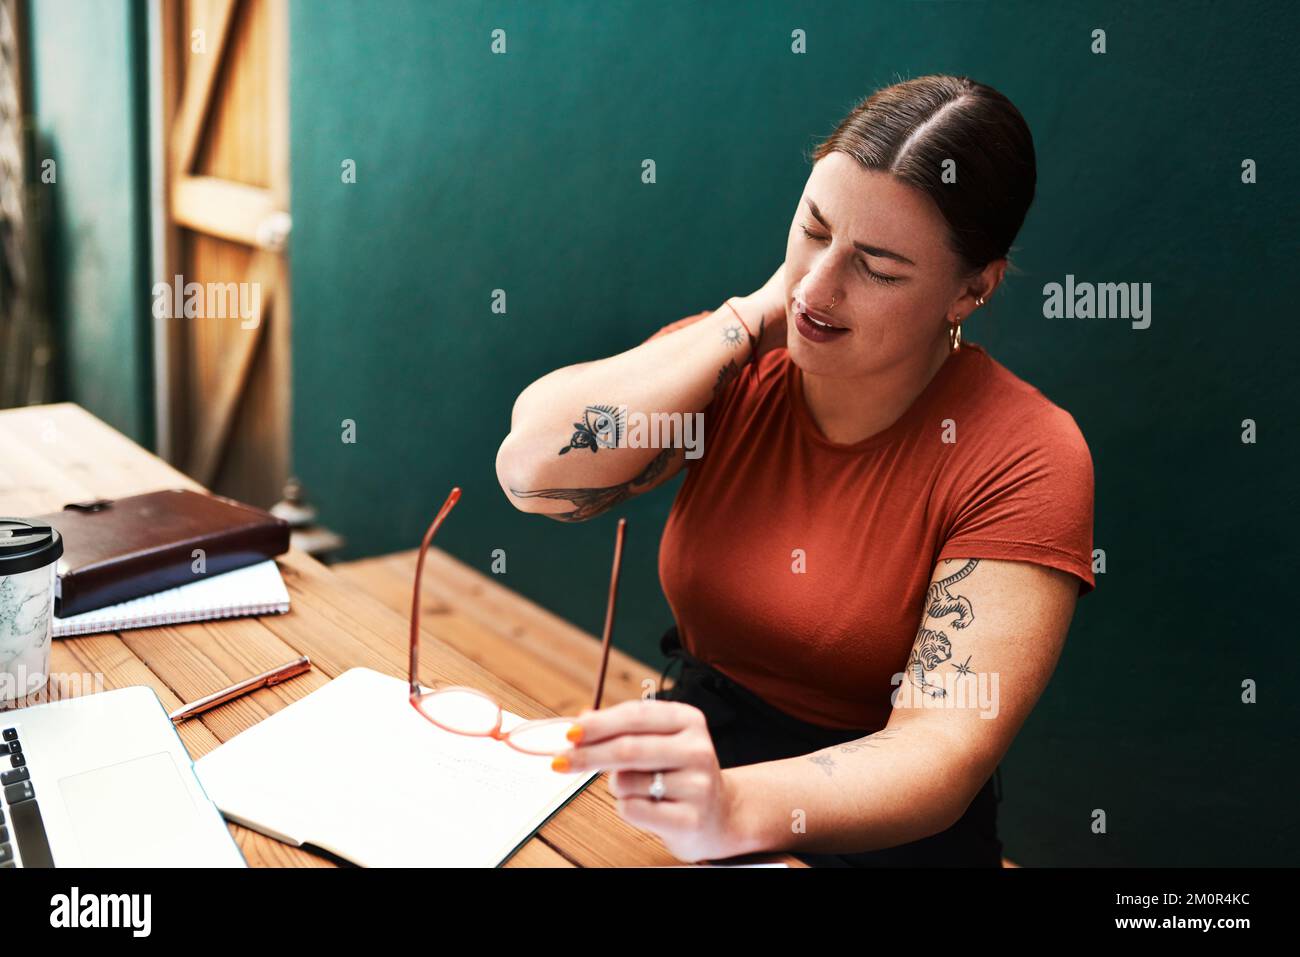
[[591, 517, 626, 711], [410, 487, 462, 696]]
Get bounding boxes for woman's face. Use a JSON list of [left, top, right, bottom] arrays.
[[782, 152, 989, 379]]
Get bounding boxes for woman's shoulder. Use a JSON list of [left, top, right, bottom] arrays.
[[961, 343, 1092, 465]]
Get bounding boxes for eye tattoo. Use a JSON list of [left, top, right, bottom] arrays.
[[558, 404, 625, 456]]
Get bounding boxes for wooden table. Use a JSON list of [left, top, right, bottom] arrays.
[[0, 404, 801, 868]]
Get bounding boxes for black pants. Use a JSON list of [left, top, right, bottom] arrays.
[[656, 625, 1004, 867]]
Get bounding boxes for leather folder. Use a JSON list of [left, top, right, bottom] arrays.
[[34, 489, 290, 617]]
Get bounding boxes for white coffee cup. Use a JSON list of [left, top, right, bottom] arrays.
[[0, 520, 64, 703]]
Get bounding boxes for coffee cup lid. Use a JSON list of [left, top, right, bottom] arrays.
[[0, 519, 64, 575]]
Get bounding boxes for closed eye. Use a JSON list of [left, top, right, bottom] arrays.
[[800, 224, 901, 286]]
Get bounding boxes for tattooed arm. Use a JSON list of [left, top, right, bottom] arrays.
[[713, 557, 1080, 857], [505, 447, 678, 523], [496, 265, 787, 522]]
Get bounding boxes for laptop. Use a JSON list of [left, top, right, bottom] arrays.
[[1, 686, 246, 867]]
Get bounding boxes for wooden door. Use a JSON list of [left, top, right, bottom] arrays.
[[157, 0, 290, 507]]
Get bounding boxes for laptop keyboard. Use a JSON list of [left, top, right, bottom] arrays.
[[0, 726, 55, 867]]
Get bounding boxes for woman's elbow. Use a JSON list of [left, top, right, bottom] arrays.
[[495, 435, 533, 507], [495, 433, 561, 517]]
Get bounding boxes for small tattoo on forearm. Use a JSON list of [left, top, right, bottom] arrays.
[[835, 728, 898, 753], [809, 754, 836, 777], [806, 729, 898, 776], [711, 315, 765, 399]]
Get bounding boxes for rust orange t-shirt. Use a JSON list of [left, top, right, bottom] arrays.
[[648, 309, 1096, 731]]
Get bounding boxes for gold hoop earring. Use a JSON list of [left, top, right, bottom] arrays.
[[950, 319, 963, 351]]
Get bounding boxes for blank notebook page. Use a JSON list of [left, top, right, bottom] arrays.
[[194, 667, 598, 867], [53, 560, 290, 637]]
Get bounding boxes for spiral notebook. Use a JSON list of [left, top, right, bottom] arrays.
[[53, 560, 290, 637]]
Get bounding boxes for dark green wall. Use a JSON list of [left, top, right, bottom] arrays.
[[289, 0, 1297, 865], [25, 0, 152, 443]]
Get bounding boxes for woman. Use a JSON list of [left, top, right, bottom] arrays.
[[496, 75, 1095, 867]]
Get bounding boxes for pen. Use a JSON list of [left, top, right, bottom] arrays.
[[169, 656, 312, 723]]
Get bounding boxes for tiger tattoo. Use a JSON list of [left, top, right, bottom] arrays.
[[907, 559, 979, 698]]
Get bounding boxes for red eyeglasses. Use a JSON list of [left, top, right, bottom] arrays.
[[407, 487, 626, 756]]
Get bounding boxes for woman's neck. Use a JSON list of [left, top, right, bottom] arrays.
[[801, 334, 954, 445]]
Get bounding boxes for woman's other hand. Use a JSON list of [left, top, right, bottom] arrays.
[[736, 261, 790, 359]]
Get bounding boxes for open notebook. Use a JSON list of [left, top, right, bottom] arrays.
[[194, 667, 599, 867], [53, 560, 290, 637]]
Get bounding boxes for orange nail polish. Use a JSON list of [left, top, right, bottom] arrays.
[[552, 754, 571, 773], [566, 724, 584, 743]]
